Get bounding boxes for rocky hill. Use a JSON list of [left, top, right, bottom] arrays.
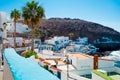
[[38, 18, 120, 52], [39, 18, 120, 43]]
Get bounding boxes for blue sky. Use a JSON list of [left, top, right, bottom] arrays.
[[0, 0, 120, 32]]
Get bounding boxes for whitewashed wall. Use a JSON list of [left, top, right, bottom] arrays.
[[114, 67, 120, 74], [61, 71, 90, 80], [92, 72, 105, 80], [71, 69, 93, 75], [69, 55, 77, 68], [77, 58, 93, 70], [98, 60, 114, 72]]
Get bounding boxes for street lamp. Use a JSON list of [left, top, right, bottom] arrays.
[[3, 23, 7, 29], [63, 49, 77, 80], [1, 22, 7, 65], [63, 48, 69, 80]]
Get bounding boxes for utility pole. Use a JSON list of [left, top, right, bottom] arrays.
[[63, 48, 69, 80], [67, 54, 69, 80], [1, 22, 7, 65]]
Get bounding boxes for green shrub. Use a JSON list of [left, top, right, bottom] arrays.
[[43, 65, 48, 70], [43, 65, 53, 74], [35, 54, 39, 59], [49, 70, 53, 74], [23, 50, 39, 59]]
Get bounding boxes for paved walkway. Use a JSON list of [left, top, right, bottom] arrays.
[[0, 71, 3, 80], [0, 56, 3, 80], [0, 67, 3, 80], [3, 57, 14, 80]]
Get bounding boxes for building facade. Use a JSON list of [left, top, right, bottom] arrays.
[[0, 12, 7, 38]]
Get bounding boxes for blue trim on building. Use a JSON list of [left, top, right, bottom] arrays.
[[115, 61, 120, 68]]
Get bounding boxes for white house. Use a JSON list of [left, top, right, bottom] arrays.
[[77, 37, 88, 45], [45, 36, 70, 51], [69, 53, 114, 73], [61, 53, 117, 80], [7, 37, 23, 47], [0, 12, 7, 27], [6, 22, 31, 33], [0, 12, 7, 38]]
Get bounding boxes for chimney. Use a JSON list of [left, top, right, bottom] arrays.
[[94, 54, 98, 69]]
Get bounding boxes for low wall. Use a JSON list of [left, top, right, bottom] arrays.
[[92, 72, 105, 80], [92, 70, 112, 80], [61, 71, 90, 80], [114, 67, 120, 74], [4, 48, 60, 80]]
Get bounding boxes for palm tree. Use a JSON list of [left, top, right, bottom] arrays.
[[10, 9, 21, 49], [22, 1, 45, 50], [68, 32, 74, 40], [34, 29, 43, 38]]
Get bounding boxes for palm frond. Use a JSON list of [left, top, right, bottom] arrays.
[[10, 9, 21, 22]]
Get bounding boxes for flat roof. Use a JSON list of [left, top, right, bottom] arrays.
[[70, 53, 93, 59], [70, 53, 113, 61], [57, 64, 75, 71]]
